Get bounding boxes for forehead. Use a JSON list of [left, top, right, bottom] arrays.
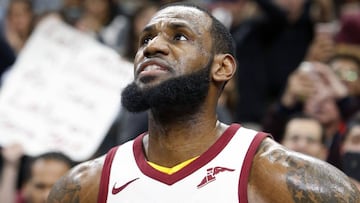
[[146, 6, 212, 32], [286, 119, 322, 135], [31, 159, 69, 178]]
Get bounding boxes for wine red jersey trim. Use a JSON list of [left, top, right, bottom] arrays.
[[133, 124, 240, 185], [239, 132, 269, 202], [98, 124, 269, 203], [97, 146, 118, 203]]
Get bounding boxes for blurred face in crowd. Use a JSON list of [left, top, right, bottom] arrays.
[[6, 0, 33, 36], [23, 159, 71, 203], [343, 125, 360, 152], [330, 57, 360, 96], [282, 118, 327, 160], [83, 0, 110, 20], [304, 95, 340, 127], [121, 6, 214, 113]]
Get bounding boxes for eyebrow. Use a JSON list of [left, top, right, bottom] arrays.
[[142, 24, 155, 33], [142, 21, 199, 35], [169, 22, 198, 34]]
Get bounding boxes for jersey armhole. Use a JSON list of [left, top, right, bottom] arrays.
[[97, 146, 119, 203], [238, 132, 269, 203]]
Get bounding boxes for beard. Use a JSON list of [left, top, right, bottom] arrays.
[[121, 62, 212, 114]]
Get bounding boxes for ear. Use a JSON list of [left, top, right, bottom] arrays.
[[211, 54, 237, 83]]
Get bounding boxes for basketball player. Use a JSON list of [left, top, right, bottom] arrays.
[[46, 3, 360, 202]]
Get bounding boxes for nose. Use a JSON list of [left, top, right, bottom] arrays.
[[43, 188, 51, 202], [293, 139, 309, 154], [143, 35, 170, 57]]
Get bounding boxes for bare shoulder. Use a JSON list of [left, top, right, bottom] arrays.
[[46, 155, 105, 203], [248, 138, 360, 203]]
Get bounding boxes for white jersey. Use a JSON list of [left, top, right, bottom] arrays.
[[98, 124, 268, 203]]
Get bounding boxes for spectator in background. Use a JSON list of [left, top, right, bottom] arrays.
[[19, 152, 73, 203], [335, 0, 360, 45], [0, 143, 24, 203], [231, 0, 336, 126], [231, 0, 315, 126], [59, 0, 83, 26], [0, 144, 74, 203], [281, 113, 328, 160], [2, 0, 35, 55], [304, 21, 337, 63], [327, 45, 360, 123], [262, 61, 348, 168], [341, 113, 360, 190], [300, 71, 344, 169], [75, 0, 129, 55], [329, 45, 360, 97], [262, 17, 360, 169]]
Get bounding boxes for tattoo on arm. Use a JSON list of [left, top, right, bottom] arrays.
[[264, 141, 360, 203], [47, 176, 81, 203]]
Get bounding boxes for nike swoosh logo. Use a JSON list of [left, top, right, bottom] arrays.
[[112, 178, 139, 195]]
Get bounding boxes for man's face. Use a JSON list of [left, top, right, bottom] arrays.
[[133, 6, 213, 89], [121, 6, 214, 113], [7, 1, 33, 34], [23, 159, 70, 203], [304, 96, 340, 126], [282, 118, 327, 160]]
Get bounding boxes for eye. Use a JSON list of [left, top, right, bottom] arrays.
[[140, 35, 153, 45], [173, 33, 188, 41]]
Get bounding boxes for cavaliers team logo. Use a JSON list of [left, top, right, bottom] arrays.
[[197, 167, 235, 188]]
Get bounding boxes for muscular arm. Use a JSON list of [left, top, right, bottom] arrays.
[[46, 156, 105, 203], [248, 138, 360, 203]]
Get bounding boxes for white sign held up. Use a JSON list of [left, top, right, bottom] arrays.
[[0, 16, 133, 161]]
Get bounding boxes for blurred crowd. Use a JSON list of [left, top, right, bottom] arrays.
[[0, 0, 360, 202]]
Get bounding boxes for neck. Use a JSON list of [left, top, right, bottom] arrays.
[[144, 106, 225, 167]]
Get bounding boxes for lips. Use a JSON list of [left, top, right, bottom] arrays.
[[136, 59, 172, 77], [143, 64, 167, 72]]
